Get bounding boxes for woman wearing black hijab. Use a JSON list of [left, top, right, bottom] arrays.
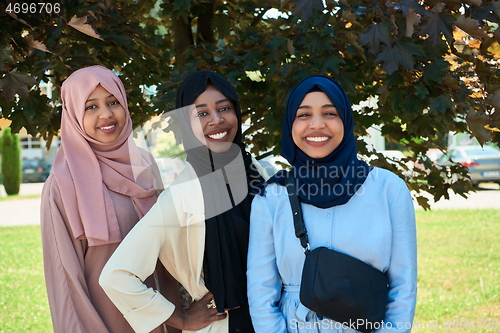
[[100, 71, 274, 333], [247, 75, 417, 332]]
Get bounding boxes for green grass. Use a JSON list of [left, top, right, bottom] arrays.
[[414, 209, 500, 332], [0, 194, 41, 202], [0, 225, 52, 332], [0, 210, 499, 332]]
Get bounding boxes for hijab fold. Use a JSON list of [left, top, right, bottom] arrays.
[[265, 75, 371, 208], [175, 71, 263, 316], [53, 66, 157, 246]]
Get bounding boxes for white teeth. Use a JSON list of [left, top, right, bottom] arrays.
[[306, 137, 329, 142], [208, 131, 228, 140], [100, 125, 115, 130]]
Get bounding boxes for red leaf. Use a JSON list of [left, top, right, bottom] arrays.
[[24, 36, 52, 53], [455, 15, 489, 39], [67, 15, 104, 41], [0, 69, 36, 101], [466, 110, 491, 145]]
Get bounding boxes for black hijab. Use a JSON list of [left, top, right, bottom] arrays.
[[264, 75, 371, 208], [176, 71, 263, 317]]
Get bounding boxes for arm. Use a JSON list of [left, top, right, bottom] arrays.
[[99, 189, 225, 333], [377, 181, 418, 333], [40, 176, 109, 333], [247, 194, 287, 332]]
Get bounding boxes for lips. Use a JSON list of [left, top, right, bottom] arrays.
[[97, 121, 117, 134], [303, 133, 332, 146], [206, 128, 231, 141]]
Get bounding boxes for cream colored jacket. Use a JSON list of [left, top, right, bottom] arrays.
[[100, 158, 273, 333]]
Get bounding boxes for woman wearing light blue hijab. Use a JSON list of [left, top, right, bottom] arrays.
[[247, 75, 417, 332]]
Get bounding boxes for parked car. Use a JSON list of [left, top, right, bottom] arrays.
[[436, 145, 500, 186], [22, 158, 51, 183]]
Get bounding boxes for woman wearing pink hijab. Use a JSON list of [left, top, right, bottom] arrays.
[[41, 66, 214, 333]]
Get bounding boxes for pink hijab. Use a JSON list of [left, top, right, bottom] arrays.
[[53, 65, 157, 246]]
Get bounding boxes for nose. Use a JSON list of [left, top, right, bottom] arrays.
[[99, 106, 114, 119], [309, 115, 325, 128], [208, 110, 224, 126]]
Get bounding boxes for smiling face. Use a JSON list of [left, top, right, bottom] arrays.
[[190, 85, 238, 153], [291, 91, 344, 159], [83, 85, 126, 143]]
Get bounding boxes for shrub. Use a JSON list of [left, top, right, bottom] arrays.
[[1, 127, 21, 195]]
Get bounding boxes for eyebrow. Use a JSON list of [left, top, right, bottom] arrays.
[[86, 94, 114, 103], [195, 98, 230, 109], [298, 104, 336, 109]]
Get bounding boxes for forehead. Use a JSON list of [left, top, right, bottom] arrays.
[[299, 91, 333, 105]]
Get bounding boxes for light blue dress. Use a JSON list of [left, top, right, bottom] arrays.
[[247, 167, 417, 333]]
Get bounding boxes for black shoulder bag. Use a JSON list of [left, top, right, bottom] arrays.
[[286, 173, 389, 333]]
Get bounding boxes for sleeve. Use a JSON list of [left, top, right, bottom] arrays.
[[376, 180, 418, 333], [247, 194, 287, 332], [99, 191, 176, 333], [40, 176, 110, 333]]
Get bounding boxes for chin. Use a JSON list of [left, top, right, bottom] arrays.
[[208, 142, 233, 153]]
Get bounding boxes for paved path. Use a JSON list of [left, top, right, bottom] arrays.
[[0, 182, 499, 227], [0, 183, 44, 227]]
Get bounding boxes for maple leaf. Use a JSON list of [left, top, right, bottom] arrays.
[[24, 36, 52, 53], [0, 47, 14, 71], [406, 8, 421, 37], [430, 95, 454, 113], [466, 110, 491, 145], [292, 0, 324, 21], [419, 12, 455, 44], [375, 40, 423, 74], [68, 15, 104, 41], [0, 69, 36, 101], [359, 22, 393, 55], [487, 111, 500, 132], [487, 89, 500, 109], [454, 15, 489, 39]]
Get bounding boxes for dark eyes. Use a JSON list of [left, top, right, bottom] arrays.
[[195, 106, 231, 117], [85, 100, 120, 111], [296, 111, 338, 118]]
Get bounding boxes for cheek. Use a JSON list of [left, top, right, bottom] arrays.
[[190, 118, 206, 140], [82, 113, 94, 136], [291, 123, 303, 146]]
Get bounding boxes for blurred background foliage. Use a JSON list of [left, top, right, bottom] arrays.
[[1, 0, 500, 208]]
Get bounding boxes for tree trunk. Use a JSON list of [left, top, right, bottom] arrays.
[[170, 12, 194, 66], [196, 1, 215, 44]]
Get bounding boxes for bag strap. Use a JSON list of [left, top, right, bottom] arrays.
[[286, 172, 310, 252]]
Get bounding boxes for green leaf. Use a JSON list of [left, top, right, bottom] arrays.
[[0, 47, 15, 71], [292, 0, 324, 20], [414, 84, 429, 98], [419, 12, 455, 44], [375, 40, 423, 74], [321, 55, 345, 74], [172, 0, 191, 13], [423, 62, 445, 84], [0, 70, 36, 101], [359, 22, 393, 54], [430, 95, 454, 114]]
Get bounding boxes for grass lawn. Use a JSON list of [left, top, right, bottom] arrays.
[[0, 225, 52, 332], [414, 209, 500, 332], [0, 209, 499, 332]]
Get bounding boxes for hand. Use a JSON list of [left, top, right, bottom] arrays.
[[165, 292, 227, 330]]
